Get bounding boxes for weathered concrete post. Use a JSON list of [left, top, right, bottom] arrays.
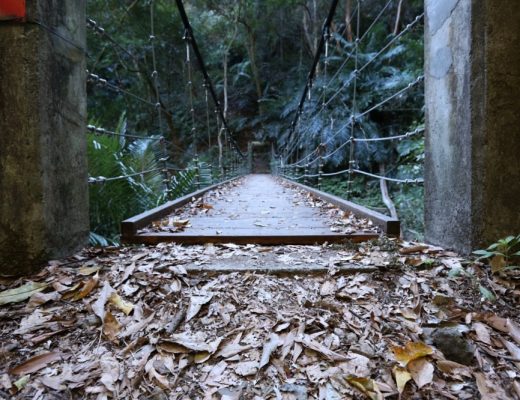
[[0, 1, 89, 275], [425, 1, 520, 253]]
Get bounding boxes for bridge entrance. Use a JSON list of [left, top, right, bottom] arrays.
[[248, 142, 271, 174]]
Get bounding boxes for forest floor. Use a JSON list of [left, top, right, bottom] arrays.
[[1, 238, 520, 400]]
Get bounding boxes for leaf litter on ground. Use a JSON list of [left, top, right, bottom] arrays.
[[0, 237, 519, 399]]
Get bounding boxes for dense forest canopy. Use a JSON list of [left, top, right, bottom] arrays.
[[86, 0, 424, 243]]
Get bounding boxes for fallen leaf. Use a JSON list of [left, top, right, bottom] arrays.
[[259, 333, 280, 369], [320, 280, 336, 296], [490, 255, 506, 273], [9, 352, 62, 375], [108, 292, 134, 315], [235, 360, 258, 376], [399, 245, 429, 255], [79, 265, 102, 275], [13, 375, 29, 392], [26, 291, 60, 309], [408, 358, 434, 388], [472, 322, 491, 345], [186, 293, 213, 321], [474, 372, 508, 400], [100, 354, 120, 392], [345, 376, 383, 400], [393, 366, 412, 394], [63, 274, 99, 301], [173, 218, 190, 227], [391, 342, 433, 367], [298, 335, 350, 361], [92, 281, 114, 320], [0, 282, 47, 305], [507, 319, 520, 346], [436, 360, 472, 378], [103, 312, 121, 341], [215, 342, 253, 359], [0, 374, 11, 390], [499, 337, 520, 362]]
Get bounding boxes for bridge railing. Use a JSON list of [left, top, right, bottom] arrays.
[[276, 0, 424, 235]]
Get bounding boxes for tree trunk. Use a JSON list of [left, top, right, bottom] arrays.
[[393, 0, 404, 35], [345, 0, 353, 42], [244, 26, 263, 113], [379, 164, 399, 220]]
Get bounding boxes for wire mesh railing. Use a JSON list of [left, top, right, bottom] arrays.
[[276, 0, 424, 228], [85, 0, 247, 198]]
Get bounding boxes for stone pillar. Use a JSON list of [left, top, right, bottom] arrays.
[[0, 1, 89, 275], [425, 0, 520, 253]]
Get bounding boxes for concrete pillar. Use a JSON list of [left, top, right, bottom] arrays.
[[0, 1, 89, 275], [425, 1, 520, 253]]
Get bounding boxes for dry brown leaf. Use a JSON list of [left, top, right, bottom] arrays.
[[100, 354, 120, 392], [186, 293, 213, 321], [320, 280, 336, 296], [392, 366, 412, 395], [507, 319, 520, 346], [215, 342, 253, 359], [474, 372, 509, 400], [490, 255, 507, 273], [476, 313, 509, 332], [298, 335, 350, 361], [9, 352, 62, 375], [119, 312, 155, 338], [399, 245, 429, 255], [235, 360, 258, 376], [408, 358, 434, 389], [472, 322, 491, 345], [391, 342, 433, 367], [345, 376, 383, 400], [103, 312, 121, 341], [79, 265, 102, 275], [13, 309, 52, 335], [108, 292, 134, 315], [436, 360, 472, 378], [499, 337, 520, 363], [173, 218, 190, 227], [64, 274, 99, 301], [26, 291, 60, 309], [513, 381, 520, 399], [92, 281, 114, 320], [160, 333, 222, 360], [259, 333, 280, 369]]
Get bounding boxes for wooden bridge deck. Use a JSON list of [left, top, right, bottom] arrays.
[[122, 174, 397, 245]]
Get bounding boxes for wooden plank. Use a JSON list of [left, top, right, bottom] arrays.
[[120, 177, 238, 238], [281, 178, 401, 235], [121, 232, 379, 245]]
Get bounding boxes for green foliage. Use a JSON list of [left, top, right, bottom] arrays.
[[473, 234, 520, 273], [86, 0, 426, 240], [87, 122, 164, 243]]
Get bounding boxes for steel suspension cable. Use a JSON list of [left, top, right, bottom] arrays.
[[174, 0, 244, 159]]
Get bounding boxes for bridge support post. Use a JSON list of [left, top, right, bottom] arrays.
[[0, 2, 88, 275], [425, 1, 520, 253]]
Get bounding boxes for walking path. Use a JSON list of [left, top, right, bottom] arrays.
[[132, 174, 379, 244]]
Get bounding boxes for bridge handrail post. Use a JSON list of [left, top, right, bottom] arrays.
[[318, 154, 323, 190], [160, 137, 171, 197], [194, 156, 201, 190]]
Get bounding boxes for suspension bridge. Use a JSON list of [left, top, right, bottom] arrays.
[[1, 0, 519, 275], [83, 0, 423, 245]]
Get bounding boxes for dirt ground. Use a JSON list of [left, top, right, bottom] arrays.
[[1, 238, 520, 399]]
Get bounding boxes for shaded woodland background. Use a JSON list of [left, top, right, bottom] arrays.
[[86, 0, 424, 244]]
